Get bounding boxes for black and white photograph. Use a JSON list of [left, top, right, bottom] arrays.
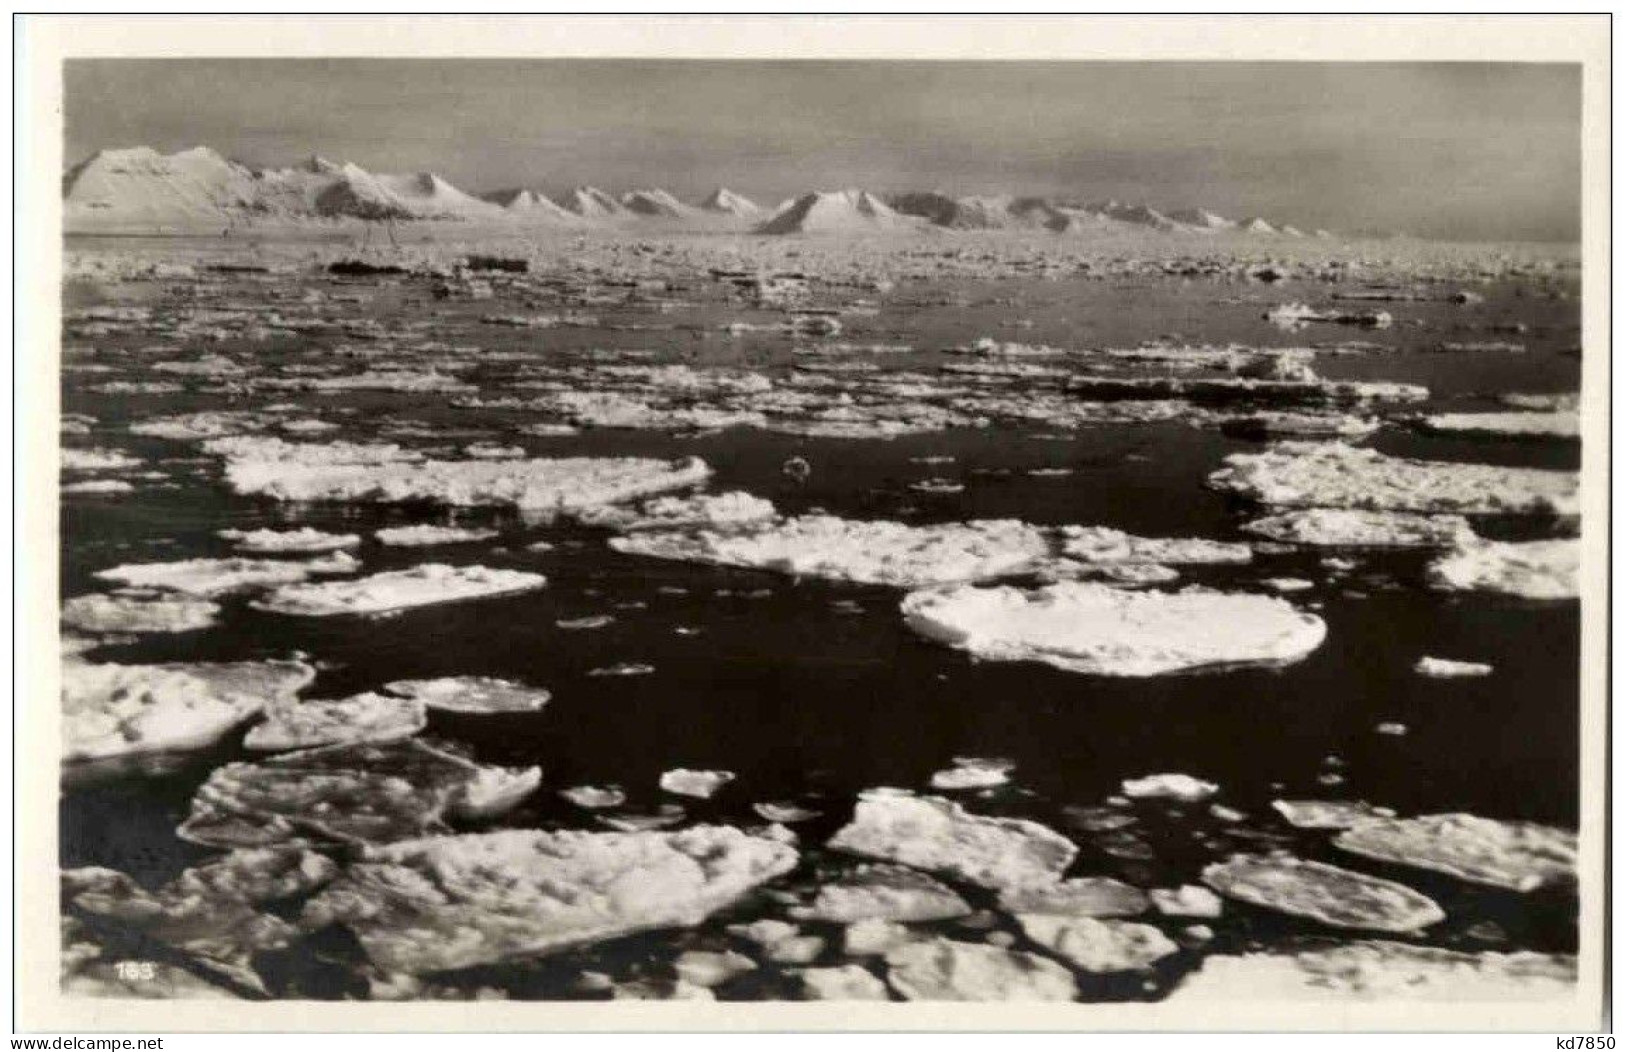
[[16, 13, 1609, 1033]]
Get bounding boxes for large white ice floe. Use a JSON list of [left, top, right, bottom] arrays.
[[1422, 411, 1580, 441], [299, 826, 798, 973], [178, 739, 541, 848], [93, 551, 359, 597], [1209, 443, 1580, 516], [252, 564, 547, 616], [214, 437, 711, 511], [1333, 814, 1576, 892], [574, 491, 777, 532], [883, 938, 1079, 1001], [1015, 915, 1178, 973], [1202, 854, 1446, 933], [1167, 941, 1576, 1001], [61, 593, 220, 634], [612, 515, 1052, 587], [374, 525, 501, 547], [901, 582, 1326, 676], [659, 768, 737, 799], [218, 527, 362, 553], [381, 676, 551, 714], [827, 788, 1077, 891], [1241, 509, 1476, 549], [1427, 539, 1579, 599], [62, 658, 314, 762], [791, 863, 972, 923], [243, 692, 428, 751]]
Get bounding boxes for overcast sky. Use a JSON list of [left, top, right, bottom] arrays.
[[65, 59, 1581, 241]]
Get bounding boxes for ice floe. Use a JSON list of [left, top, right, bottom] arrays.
[[1015, 915, 1178, 973], [214, 438, 712, 512], [659, 768, 737, 799], [929, 757, 1015, 791], [1202, 854, 1445, 933], [560, 785, 626, 810], [253, 564, 547, 616], [796, 965, 890, 1001], [243, 692, 428, 751], [1427, 539, 1579, 599], [374, 525, 501, 547], [1271, 799, 1396, 829], [883, 938, 1078, 1001], [996, 877, 1149, 918], [382, 676, 552, 714], [1333, 814, 1576, 892], [1149, 886, 1224, 918], [1055, 526, 1251, 566], [613, 515, 1052, 588], [178, 738, 539, 847], [792, 863, 972, 923], [827, 788, 1077, 891], [1210, 443, 1579, 516], [901, 582, 1326, 676], [61, 593, 220, 634], [63, 657, 314, 762], [1414, 656, 1495, 678], [218, 527, 362, 553], [1241, 509, 1476, 549], [575, 491, 777, 532], [93, 551, 359, 597], [1168, 941, 1576, 1001], [1422, 412, 1580, 441], [299, 826, 797, 973], [1122, 773, 1220, 802]]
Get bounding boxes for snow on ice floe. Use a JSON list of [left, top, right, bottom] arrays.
[[1421, 411, 1580, 441], [1202, 854, 1445, 933], [1015, 915, 1178, 974], [63, 658, 314, 762], [574, 491, 777, 532], [1271, 799, 1396, 830], [252, 564, 547, 616], [1209, 442, 1579, 516], [883, 938, 1078, 1002], [298, 826, 798, 973], [1167, 941, 1575, 1002], [612, 515, 1052, 588], [659, 768, 736, 799], [61, 593, 219, 634], [210, 437, 712, 511], [93, 551, 359, 597], [243, 692, 428, 751], [1414, 656, 1495, 678], [382, 676, 551, 714], [1122, 773, 1220, 802], [1241, 508, 1476, 549], [997, 878, 1150, 918], [1333, 814, 1576, 892], [1427, 539, 1579, 599], [219, 527, 362, 553], [374, 524, 501, 547], [178, 739, 540, 848], [791, 863, 972, 923], [827, 788, 1076, 891], [901, 582, 1326, 677], [929, 756, 1015, 791]]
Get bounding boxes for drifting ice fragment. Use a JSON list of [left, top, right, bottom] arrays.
[[1122, 773, 1220, 802], [1241, 509, 1475, 549], [659, 768, 736, 799], [218, 527, 362, 553], [243, 692, 428, 751], [1202, 854, 1445, 933], [94, 551, 359, 597], [382, 676, 551, 714], [1015, 915, 1178, 973], [253, 564, 547, 616], [1333, 814, 1576, 892], [901, 582, 1326, 677], [1427, 540, 1579, 599], [791, 864, 972, 923], [1271, 799, 1395, 829], [61, 593, 220, 634], [827, 788, 1076, 891], [374, 525, 501, 547], [997, 878, 1150, 918], [299, 826, 798, 973], [883, 938, 1078, 1002], [1414, 656, 1495, 678]]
